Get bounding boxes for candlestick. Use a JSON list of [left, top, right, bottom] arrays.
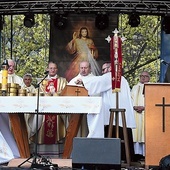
[[1, 59, 8, 96]]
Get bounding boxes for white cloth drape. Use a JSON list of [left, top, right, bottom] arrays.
[[0, 73, 23, 162], [0, 114, 20, 163], [82, 72, 136, 138], [0, 131, 14, 164]]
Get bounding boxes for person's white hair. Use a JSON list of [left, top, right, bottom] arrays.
[[23, 73, 32, 79]]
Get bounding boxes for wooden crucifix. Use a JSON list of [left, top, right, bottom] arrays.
[[155, 97, 170, 132], [74, 88, 81, 96], [144, 83, 170, 166]]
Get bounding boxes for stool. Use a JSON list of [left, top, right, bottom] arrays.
[[107, 108, 131, 166]]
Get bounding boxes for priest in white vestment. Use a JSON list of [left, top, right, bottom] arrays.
[[131, 71, 150, 157], [22, 73, 37, 140], [0, 59, 24, 87], [82, 63, 136, 138], [22, 73, 36, 94], [0, 59, 23, 161], [68, 61, 96, 137]]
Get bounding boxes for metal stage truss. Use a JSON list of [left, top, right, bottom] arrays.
[[0, 1, 170, 15]]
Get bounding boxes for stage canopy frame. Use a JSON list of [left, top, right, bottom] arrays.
[[0, 1, 170, 16]]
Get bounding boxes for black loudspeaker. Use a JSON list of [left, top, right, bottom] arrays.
[[72, 137, 121, 170], [105, 126, 135, 162]]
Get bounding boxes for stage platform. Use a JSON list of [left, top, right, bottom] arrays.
[[0, 158, 148, 170], [7, 158, 72, 169]]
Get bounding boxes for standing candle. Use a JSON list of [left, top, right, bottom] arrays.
[[1, 59, 8, 95], [2, 69, 8, 90]]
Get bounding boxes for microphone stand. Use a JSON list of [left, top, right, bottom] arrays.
[[18, 73, 57, 169], [31, 73, 48, 168]]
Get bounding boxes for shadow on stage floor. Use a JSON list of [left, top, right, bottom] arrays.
[[0, 127, 161, 170]]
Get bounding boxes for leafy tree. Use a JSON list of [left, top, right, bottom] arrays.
[[0, 13, 161, 87], [1, 14, 50, 85], [119, 14, 161, 87]]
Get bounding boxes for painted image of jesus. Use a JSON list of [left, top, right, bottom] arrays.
[[65, 26, 101, 81]]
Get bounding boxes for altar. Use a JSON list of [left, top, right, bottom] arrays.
[[0, 96, 102, 158]]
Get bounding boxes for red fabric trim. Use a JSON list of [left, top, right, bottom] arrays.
[[44, 78, 58, 144], [45, 78, 58, 93], [110, 35, 122, 92], [44, 114, 57, 144]]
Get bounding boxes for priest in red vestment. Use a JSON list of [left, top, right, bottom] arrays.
[[27, 61, 68, 145]]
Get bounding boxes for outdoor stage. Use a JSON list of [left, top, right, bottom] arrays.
[[1, 158, 146, 170], [7, 158, 72, 169]]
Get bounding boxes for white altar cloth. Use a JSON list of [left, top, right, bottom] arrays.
[[0, 96, 102, 114]]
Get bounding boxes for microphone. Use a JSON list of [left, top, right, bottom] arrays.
[[44, 71, 49, 74], [161, 59, 170, 66]]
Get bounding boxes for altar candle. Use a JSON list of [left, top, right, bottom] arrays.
[[1, 59, 8, 92], [2, 69, 8, 90]]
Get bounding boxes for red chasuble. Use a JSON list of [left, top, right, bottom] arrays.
[[110, 33, 123, 92], [44, 78, 58, 144]]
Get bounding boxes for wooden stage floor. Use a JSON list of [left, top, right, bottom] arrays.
[[7, 158, 72, 169], [0, 158, 150, 170]]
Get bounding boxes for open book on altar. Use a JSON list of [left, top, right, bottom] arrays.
[[60, 85, 88, 96]]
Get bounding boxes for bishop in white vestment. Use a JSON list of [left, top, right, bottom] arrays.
[[82, 72, 136, 138]]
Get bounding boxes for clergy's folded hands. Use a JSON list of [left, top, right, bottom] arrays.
[[133, 106, 145, 113], [74, 78, 83, 85]]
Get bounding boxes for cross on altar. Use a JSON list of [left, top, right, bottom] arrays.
[[75, 88, 81, 96], [155, 97, 170, 132]]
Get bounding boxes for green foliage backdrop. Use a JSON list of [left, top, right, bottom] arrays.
[[1, 14, 50, 85], [119, 14, 160, 87], [0, 14, 161, 87]]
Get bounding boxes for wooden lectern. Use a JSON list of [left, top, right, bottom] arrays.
[[61, 85, 88, 96], [61, 85, 88, 158], [145, 83, 170, 167]]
